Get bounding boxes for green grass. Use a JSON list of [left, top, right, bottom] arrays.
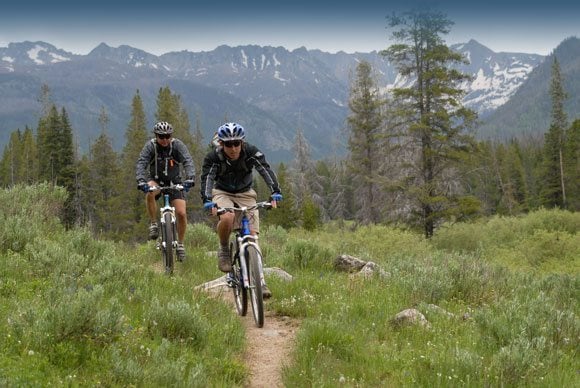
[[1, 184, 578, 386]]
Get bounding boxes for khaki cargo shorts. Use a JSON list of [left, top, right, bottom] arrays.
[[212, 188, 261, 233]]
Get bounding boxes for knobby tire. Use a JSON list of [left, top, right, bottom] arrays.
[[162, 212, 175, 275], [247, 245, 264, 328], [231, 242, 247, 316]]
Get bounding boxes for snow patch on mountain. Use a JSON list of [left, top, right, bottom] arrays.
[[27, 45, 46, 64]]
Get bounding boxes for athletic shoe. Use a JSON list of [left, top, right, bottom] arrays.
[[148, 222, 159, 240], [176, 242, 186, 262], [218, 245, 232, 272], [262, 284, 272, 299]]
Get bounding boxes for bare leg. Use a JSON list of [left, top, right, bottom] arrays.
[[173, 198, 187, 242], [217, 212, 235, 246], [145, 180, 160, 222]]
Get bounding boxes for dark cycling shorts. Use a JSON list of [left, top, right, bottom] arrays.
[[154, 182, 186, 202]]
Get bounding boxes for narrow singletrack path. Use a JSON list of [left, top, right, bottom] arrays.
[[203, 283, 300, 388], [239, 308, 299, 387]]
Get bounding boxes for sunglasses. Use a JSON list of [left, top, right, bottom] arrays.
[[223, 140, 242, 148], [157, 134, 171, 140]]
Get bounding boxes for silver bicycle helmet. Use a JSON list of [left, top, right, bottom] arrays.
[[217, 122, 245, 141], [153, 121, 174, 135]]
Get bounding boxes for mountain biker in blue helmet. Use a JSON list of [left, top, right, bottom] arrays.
[[136, 121, 196, 262], [200, 122, 282, 298]]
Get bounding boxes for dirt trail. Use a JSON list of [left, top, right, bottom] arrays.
[[158, 262, 299, 387], [239, 306, 299, 387], [204, 285, 299, 388]]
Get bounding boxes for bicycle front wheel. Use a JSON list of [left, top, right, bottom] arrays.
[[247, 245, 264, 328], [231, 242, 247, 316], [161, 212, 175, 275]]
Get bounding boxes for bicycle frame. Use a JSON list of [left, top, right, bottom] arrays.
[[221, 201, 272, 327], [236, 212, 265, 290], [149, 184, 183, 274]]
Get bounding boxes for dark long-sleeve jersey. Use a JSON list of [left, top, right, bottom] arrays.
[[200, 143, 280, 203], [135, 138, 195, 184]]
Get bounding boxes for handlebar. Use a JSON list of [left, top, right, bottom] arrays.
[[216, 201, 273, 216], [148, 184, 184, 192]]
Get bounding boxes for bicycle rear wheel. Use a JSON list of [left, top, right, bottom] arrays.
[[161, 212, 175, 275], [247, 245, 264, 328], [231, 242, 247, 316]]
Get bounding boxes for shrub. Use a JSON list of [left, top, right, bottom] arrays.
[[283, 239, 334, 271], [145, 298, 208, 347]]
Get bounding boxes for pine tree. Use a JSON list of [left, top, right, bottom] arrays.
[[382, 9, 477, 237], [291, 127, 314, 210], [21, 126, 38, 184], [326, 158, 354, 220], [346, 60, 384, 224], [290, 127, 324, 227], [541, 57, 568, 208], [0, 130, 23, 186], [88, 131, 123, 238], [120, 90, 150, 237], [155, 86, 195, 183], [518, 134, 545, 210], [58, 108, 77, 226], [37, 105, 61, 183], [0, 126, 39, 187]]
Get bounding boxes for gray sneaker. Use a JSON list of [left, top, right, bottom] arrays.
[[148, 222, 159, 240], [218, 245, 232, 272], [176, 242, 185, 262]]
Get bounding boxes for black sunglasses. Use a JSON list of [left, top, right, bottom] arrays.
[[157, 134, 171, 140], [223, 140, 242, 148]]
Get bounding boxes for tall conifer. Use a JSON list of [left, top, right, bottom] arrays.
[[346, 60, 384, 224], [382, 9, 477, 237], [122, 90, 149, 233], [541, 57, 568, 208]]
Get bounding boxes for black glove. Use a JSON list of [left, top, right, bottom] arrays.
[[183, 179, 194, 192], [137, 181, 149, 193]]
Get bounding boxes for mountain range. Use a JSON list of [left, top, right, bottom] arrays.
[[1, 37, 578, 162]]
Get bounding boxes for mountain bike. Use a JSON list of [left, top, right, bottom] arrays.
[[220, 201, 273, 328], [147, 184, 184, 275]]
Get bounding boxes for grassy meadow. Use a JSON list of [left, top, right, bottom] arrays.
[[1, 184, 578, 386]]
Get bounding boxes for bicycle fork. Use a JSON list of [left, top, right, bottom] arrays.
[[156, 194, 177, 251], [238, 237, 265, 289]]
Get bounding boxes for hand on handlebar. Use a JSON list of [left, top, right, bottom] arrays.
[[204, 201, 217, 215], [270, 192, 282, 208], [183, 179, 194, 192], [138, 181, 150, 193]]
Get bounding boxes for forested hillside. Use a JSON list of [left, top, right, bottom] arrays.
[[479, 37, 580, 139], [0, 11, 578, 240]]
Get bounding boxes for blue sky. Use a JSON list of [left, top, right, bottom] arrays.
[[1, 1, 579, 55]]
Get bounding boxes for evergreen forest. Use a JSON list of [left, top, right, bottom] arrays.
[[1, 11, 577, 239], [0, 9, 578, 386]]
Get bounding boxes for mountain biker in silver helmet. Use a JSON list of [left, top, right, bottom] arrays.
[[136, 121, 196, 262], [200, 122, 282, 298]]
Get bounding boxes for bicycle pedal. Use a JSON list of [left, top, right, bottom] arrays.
[[225, 273, 236, 286]]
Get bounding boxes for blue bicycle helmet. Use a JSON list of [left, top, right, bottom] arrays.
[[153, 121, 174, 135], [217, 122, 245, 141]]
